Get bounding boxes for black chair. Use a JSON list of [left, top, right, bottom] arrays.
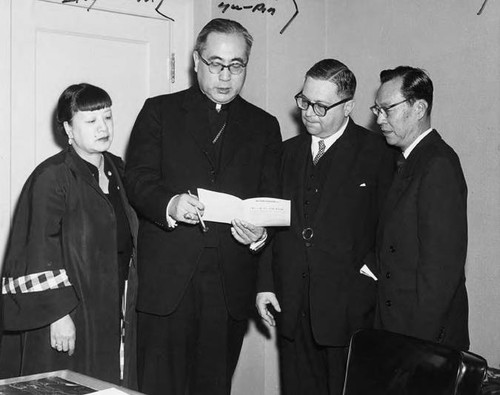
[[342, 329, 487, 395]]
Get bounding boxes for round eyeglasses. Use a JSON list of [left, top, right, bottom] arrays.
[[295, 93, 352, 117], [198, 54, 247, 75], [370, 98, 410, 118]]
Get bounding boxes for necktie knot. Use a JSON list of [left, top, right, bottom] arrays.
[[313, 140, 326, 165]]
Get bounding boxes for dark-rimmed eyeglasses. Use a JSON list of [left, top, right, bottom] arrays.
[[198, 54, 247, 75], [295, 93, 353, 117], [370, 98, 410, 118]]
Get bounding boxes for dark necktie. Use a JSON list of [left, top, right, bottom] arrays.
[[313, 140, 326, 165], [396, 153, 406, 174]]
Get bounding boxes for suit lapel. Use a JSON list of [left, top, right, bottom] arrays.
[[219, 96, 252, 173], [182, 87, 215, 168], [286, 135, 311, 233], [312, 120, 359, 227], [377, 129, 441, 238]]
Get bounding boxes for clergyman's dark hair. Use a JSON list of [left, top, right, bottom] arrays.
[[194, 18, 254, 59]]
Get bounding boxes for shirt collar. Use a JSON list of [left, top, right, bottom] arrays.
[[311, 117, 349, 155], [403, 128, 433, 158]]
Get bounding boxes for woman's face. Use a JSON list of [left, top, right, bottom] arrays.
[[64, 107, 114, 157]]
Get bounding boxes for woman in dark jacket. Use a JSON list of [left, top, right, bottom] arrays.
[[0, 83, 138, 387]]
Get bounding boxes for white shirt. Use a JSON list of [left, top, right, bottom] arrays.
[[403, 128, 433, 159], [311, 117, 349, 157]]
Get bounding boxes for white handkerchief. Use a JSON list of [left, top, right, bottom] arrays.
[[360, 264, 378, 281], [359, 182, 367, 187]]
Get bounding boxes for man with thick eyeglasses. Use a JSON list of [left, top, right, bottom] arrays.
[[372, 66, 469, 351], [256, 59, 395, 395], [125, 18, 281, 395]]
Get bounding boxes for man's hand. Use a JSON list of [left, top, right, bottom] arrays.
[[168, 193, 205, 224], [256, 292, 281, 327], [231, 219, 265, 245], [50, 314, 76, 356]]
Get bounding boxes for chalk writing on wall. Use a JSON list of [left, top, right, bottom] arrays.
[[217, 0, 299, 34]]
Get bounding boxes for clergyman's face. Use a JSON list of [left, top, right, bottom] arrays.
[[193, 32, 248, 104], [374, 77, 419, 150], [300, 77, 350, 139]]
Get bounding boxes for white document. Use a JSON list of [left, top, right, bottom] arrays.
[[197, 188, 290, 227]]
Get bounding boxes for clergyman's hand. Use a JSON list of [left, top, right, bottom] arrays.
[[168, 193, 205, 224], [231, 219, 265, 245]]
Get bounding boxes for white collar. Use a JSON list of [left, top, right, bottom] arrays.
[[403, 128, 433, 159], [311, 117, 349, 155]]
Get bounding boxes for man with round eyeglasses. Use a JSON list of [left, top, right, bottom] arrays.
[[256, 59, 395, 395], [372, 66, 469, 351], [125, 18, 282, 395]]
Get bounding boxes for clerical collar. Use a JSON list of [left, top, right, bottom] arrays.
[[198, 87, 231, 112]]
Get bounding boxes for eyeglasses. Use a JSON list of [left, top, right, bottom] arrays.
[[198, 54, 247, 75], [294, 93, 352, 118], [370, 98, 410, 117]]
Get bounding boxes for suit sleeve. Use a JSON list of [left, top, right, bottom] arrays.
[[125, 98, 174, 228], [2, 168, 79, 331], [412, 155, 467, 339], [257, 116, 282, 199], [362, 144, 397, 273], [255, 116, 281, 291]]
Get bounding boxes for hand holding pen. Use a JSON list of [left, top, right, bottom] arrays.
[[167, 191, 207, 231], [188, 190, 209, 232]]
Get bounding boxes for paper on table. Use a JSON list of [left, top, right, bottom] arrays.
[[92, 387, 127, 395], [197, 188, 290, 227], [91, 388, 130, 394]]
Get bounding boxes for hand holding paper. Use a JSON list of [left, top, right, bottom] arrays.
[[197, 188, 290, 227]]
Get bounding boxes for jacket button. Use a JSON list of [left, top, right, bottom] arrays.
[[389, 245, 396, 253], [302, 272, 308, 278], [385, 300, 392, 307], [386, 271, 391, 279], [304, 200, 310, 205]]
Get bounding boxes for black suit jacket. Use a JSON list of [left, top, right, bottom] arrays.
[[375, 130, 469, 350], [125, 86, 281, 320], [258, 119, 395, 346]]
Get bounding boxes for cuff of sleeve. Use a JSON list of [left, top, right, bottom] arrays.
[[166, 195, 178, 228], [3, 287, 78, 331], [250, 229, 268, 252]]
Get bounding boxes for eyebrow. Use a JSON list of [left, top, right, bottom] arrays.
[[301, 93, 333, 106], [206, 55, 246, 63]]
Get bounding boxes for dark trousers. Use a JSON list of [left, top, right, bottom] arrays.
[[137, 248, 247, 395], [279, 302, 348, 395]]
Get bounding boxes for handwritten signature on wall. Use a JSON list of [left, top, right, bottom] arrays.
[[218, 0, 299, 34], [61, 0, 174, 21]]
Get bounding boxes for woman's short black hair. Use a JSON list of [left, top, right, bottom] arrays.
[[56, 83, 112, 129]]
